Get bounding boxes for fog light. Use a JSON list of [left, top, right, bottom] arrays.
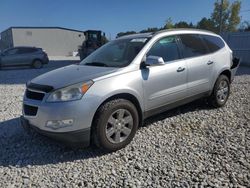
[[46, 119, 74, 130]]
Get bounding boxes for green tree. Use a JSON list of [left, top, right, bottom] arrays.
[[140, 27, 159, 33], [174, 21, 195, 28], [211, 0, 241, 33], [116, 31, 137, 38], [174, 21, 189, 28], [197, 17, 217, 32], [228, 1, 241, 32], [164, 17, 174, 29]]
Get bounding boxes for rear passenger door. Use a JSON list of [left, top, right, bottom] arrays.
[[17, 48, 36, 65], [179, 34, 214, 96]]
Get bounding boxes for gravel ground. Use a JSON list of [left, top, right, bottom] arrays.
[[0, 62, 249, 187]]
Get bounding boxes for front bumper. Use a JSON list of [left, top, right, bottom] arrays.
[[20, 115, 91, 147]]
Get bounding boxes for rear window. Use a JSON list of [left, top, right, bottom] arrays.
[[179, 34, 208, 58], [201, 35, 225, 53]]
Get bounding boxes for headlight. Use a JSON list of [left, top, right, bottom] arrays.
[[46, 81, 94, 102]]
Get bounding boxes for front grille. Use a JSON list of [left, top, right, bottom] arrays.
[[23, 104, 38, 116], [26, 89, 45, 101]]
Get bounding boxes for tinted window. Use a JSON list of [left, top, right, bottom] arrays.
[[179, 34, 208, 58], [5, 48, 19, 55], [18, 48, 37, 54], [147, 36, 180, 62], [202, 35, 225, 52]]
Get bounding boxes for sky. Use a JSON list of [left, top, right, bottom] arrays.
[[0, 0, 250, 39]]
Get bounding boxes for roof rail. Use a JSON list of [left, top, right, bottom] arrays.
[[152, 28, 216, 36]]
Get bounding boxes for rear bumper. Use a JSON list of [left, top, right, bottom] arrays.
[[20, 116, 91, 147], [43, 57, 49, 64]]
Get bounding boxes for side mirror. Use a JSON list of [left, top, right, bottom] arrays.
[[144, 55, 165, 67]]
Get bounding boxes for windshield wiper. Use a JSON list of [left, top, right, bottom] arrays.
[[85, 62, 108, 67]]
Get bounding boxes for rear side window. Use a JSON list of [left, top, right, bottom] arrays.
[[179, 34, 208, 58], [147, 36, 180, 62], [18, 48, 37, 54], [201, 35, 225, 53]]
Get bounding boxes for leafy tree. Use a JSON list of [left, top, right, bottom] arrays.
[[228, 1, 241, 32], [164, 17, 174, 29], [197, 17, 217, 32], [140, 27, 159, 33], [174, 21, 190, 28], [211, 0, 241, 32], [188, 22, 195, 28], [116, 31, 137, 38]]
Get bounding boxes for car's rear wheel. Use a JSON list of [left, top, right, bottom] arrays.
[[92, 99, 139, 151], [32, 60, 43, 69], [208, 75, 230, 108]]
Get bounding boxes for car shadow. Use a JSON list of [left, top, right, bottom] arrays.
[[143, 98, 213, 127], [0, 117, 108, 167], [0, 98, 213, 167], [0, 60, 79, 85]]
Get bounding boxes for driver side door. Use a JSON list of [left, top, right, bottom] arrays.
[[1, 48, 20, 66], [141, 35, 188, 113]]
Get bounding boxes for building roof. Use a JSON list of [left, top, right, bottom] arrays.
[[1, 26, 85, 33]]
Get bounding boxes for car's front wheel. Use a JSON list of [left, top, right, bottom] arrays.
[[92, 99, 139, 151], [208, 75, 230, 108]]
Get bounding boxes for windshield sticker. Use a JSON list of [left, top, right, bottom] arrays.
[[130, 38, 148, 43]]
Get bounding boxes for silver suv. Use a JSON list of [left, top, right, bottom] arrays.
[[21, 29, 240, 151]]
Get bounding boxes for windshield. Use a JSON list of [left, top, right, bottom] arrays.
[[80, 37, 149, 67]]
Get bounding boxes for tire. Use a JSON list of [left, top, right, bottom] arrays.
[[32, 60, 43, 69], [92, 99, 139, 151], [208, 75, 230, 108]]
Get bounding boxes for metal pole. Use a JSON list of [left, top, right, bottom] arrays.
[[219, 0, 224, 34]]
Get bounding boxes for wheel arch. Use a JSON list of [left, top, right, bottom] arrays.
[[219, 69, 231, 82], [90, 92, 144, 141], [32, 58, 43, 64]]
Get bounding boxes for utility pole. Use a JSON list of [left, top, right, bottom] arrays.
[[219, 0, 224, 34]]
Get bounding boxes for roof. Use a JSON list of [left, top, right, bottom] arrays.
[[117, 28, 217, 39], [2, 27, 85, 33], [117, 33, 153, 39], [154, 28, 215, 35]]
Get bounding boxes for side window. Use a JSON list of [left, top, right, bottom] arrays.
[[201, 35, 225, 53], [5, 48, 19, 55], [18, 48, 36, 54], [179, 34, 208, 58], [147, 36, 180, 62]]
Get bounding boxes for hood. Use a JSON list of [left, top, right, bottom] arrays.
[[30, 64, 117, 89]]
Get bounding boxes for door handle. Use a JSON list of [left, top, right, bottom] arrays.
[[177, 67, 185, 72], [207, 61, 214, 65]]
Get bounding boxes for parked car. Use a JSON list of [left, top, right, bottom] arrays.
[[0, 46, 49, 69], [20, 29, 240, 151]]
